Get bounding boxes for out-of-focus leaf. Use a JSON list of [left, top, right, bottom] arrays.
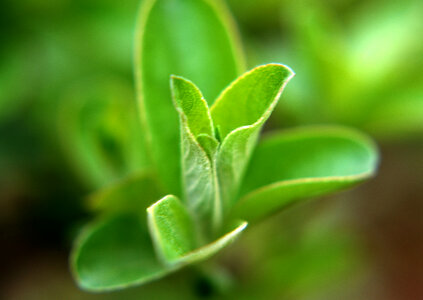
[[366, 90, 423, 139], [88, 172, 163, 213], [0, 49, 29, 123], [136, 0, 244, 195], [148, 195, 247, 265], [233, 127, 379, 222], [348, 0, 423, 83], [211, 64, 294, 212], [171, 76, 220, 229], [71, 214, 172, 291], [59, 77, 150, 188], [232, 207, 364, 300]]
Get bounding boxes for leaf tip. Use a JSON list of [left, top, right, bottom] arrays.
[[268, 63, 296, 81], [147, 194, 175, 214]]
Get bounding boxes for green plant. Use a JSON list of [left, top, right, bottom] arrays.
[[70, 0, 378, 293]]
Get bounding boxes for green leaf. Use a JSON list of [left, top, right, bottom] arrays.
[[59, 77, 150, 189], [71, 214, 172, 291], [88, 172, 163, 213], [211, 64, 294, 139], [147, 195, 197, 263], [136, 0, 244, 195], [171, 75, 218, 158], [233, 126, 379, 222], [211, 64, 295, 212], [171, 75, 215, 139], [147, 195, 247, 265], [171, 76, 221, 230]]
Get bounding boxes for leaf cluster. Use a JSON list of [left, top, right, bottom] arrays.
[[71, 0, 379, 292]]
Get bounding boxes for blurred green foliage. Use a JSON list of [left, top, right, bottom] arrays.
[[1, 0, 421, 299], [228, 0, 423, 140]]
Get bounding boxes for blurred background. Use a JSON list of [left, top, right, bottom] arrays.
[[1, 0, 422, 299]]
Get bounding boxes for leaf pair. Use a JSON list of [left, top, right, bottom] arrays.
[[172, 64, 294, 233], [71, 62, 295, 291]]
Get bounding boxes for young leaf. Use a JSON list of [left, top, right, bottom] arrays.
[[147, 195, 197, 263], [171, 75, 217, 156], [71, 214, 173, 291], [147, 195, 247, 266], [171, 76, 221, 230], [233, 126, 379, 222], [211, 64, 295, 212], [136, 0, 244, 195]]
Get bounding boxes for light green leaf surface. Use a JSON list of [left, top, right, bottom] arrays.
[[88, 172, 163, 213], [233, 126, 379, 222], [211, 64, 295, 212], [148, 195, 247, 265], [136, 0, 244, 195], [171, 76, 215, 140], [71, 214, 172, 291], [171, 76, 220, 230], [147, 195, 197, 263]]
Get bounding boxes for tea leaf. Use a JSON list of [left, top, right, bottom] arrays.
[[233, 126, 379, 222], [211, 64, 294, 212], [136, 0, 244, 195]]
